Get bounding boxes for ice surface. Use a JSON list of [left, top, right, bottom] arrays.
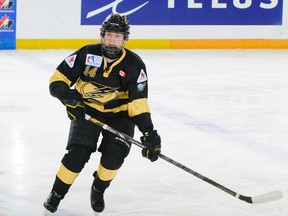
[[0, 49, 287, 215]]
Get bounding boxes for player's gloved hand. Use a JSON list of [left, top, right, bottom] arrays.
[[62, 99, 86, 122], [141, 130, 161, 162]]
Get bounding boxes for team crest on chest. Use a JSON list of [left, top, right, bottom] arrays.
[[85, 54, 102, 67], [78, 81, 120, 105]]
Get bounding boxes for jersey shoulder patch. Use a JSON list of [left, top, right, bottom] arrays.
[[137, 69, 147, 83], [65, 54, 77, 68]]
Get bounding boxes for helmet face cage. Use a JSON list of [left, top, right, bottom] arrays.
[[100, 14, 130, 59]]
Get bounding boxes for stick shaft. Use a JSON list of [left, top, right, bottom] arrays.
[[86, 115, 282, 204], [87, 117, 239, 195]]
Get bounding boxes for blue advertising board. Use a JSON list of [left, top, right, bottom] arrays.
[[81, 0, 283, 25], [0, 0, 16, 49]]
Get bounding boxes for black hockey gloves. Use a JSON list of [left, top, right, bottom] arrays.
[[62, 99, 86, 122], [141, 130, 161, 162]]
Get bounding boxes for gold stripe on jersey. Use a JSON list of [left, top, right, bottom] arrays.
[[83, 94, 149, 115], [103, 49, 126, 78], [119, 91, 128, 99], [97, 163, 119, 181], [49, 70, 72, 86], [128, 98, 150, 117], [56, 163, 79, 185], [84, 101, 128, 113]]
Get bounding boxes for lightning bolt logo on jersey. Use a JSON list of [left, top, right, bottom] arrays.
[[76, 81, 120, 105]]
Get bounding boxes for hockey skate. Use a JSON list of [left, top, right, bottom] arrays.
[[90, 181, 105, 213], [43, 191, 62, 213]]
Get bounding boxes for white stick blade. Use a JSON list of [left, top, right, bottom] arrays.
[[252, 190, 283, 204]]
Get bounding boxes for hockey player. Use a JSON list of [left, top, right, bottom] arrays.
[[43, 13, 161, 213]]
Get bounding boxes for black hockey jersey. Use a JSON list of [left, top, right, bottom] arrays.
[[49, 43, 154, 133]]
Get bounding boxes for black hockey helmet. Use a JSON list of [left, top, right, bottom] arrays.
[[100, 13, 130, 59], [100, 13, 130, 39]]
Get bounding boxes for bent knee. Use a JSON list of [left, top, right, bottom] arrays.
[[62, 145, 93, 172]]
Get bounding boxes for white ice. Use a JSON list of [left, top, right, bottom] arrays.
[[0, 49, 287, 216]]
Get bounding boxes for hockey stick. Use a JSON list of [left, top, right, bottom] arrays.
[[85, 115, 283, 204]]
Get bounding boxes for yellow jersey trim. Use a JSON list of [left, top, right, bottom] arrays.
[[103, 49, 126, 78], [49, 70, 72, 86], [128, 98, 150, 117]]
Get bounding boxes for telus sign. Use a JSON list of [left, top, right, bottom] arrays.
[[81, 0, 283, 25]]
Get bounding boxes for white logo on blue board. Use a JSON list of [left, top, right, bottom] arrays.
[[86, 0, 149, 18], [85, 54, 102, 67]]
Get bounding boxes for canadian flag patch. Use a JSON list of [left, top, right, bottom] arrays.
[[137, 69, 147, 83], [119, 70, 126, 77], [65, 54, 77, 68]]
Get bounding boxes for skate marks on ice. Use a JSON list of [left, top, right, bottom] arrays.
[[43, 209, 51, 216], [0, 50, 287, 216], [150, 103, 288, 162], [43, 208, 98, 216]]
